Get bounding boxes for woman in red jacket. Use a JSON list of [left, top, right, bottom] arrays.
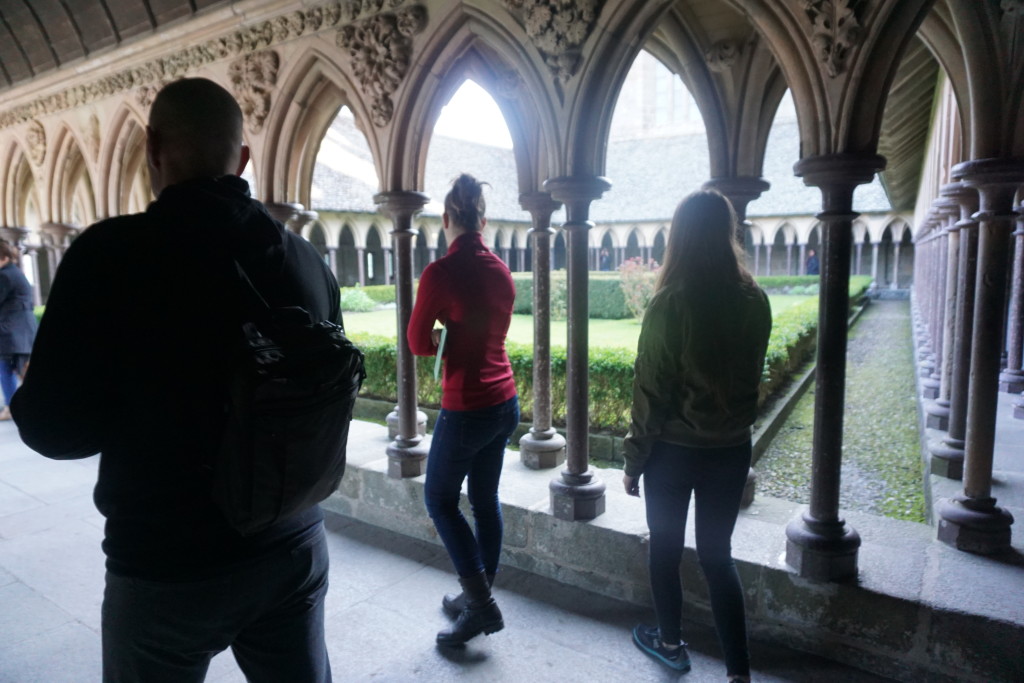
[[407, 174, 518, 646]]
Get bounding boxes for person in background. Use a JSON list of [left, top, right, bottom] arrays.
[[622, 190, 772, 682], [12, 78, 339, 682], [805, 248, 820, 275], [0, 240, 37, 421], [407, 173, 519, 647]]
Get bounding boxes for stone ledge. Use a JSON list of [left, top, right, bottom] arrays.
[[326, 419, 1024, 683]]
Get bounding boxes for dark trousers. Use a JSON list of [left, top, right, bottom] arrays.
[[424, 395, 519, 578], [102, 523, 331, 683], [643, 440, 751, 677]]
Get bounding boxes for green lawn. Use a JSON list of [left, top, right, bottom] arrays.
[[345, 294, 810, 350]]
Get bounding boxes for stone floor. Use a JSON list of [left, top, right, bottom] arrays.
[[0, 419, 895, 683]]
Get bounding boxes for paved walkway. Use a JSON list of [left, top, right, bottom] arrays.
[[0, 419, 893, 683]]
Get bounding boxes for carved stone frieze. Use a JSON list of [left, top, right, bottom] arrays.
[[336, 5, 427, 126], [706, 40, 740, 73], [0, 3, 359, 130], [805, 0, 863, 78], [26, 120, 46, 166], [229, 50, 280, 134], [503, 0, 603, 81]]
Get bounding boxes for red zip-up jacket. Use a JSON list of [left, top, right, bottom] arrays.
[[407, 231, 517, 411]]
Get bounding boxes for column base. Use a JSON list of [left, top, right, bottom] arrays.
[[785, 512, 861, 582], [550, 469, 606, 521], [740, 467, 756, 508], [385, 436, 429, 479], [386, 407, 427, 441], [1015, 397, 1024, 420], [921, 376, 941, 400], [998, 369, 1024, 393], [928, 438, 964, 479], [924, 400, 950, 431], [937, 497, 1014, 555], [518, 428, 566, 470]]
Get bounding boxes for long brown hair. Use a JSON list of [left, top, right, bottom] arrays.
[[656, 189, 754, 293], [657, 190, 758, 413]]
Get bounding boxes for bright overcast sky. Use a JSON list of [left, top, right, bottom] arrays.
[[432, 80, 514, 149]]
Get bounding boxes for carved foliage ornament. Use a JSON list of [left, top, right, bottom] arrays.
[[26, 120, 46, 166], [706, 40, 740, 73], [229, 51, 280, 134], [805, 0, 863, 78], [504, 0, 603, 81], [337, 6, 427, 126]]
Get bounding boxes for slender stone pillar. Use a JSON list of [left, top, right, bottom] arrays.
[[785, 154, 883, 581], [376, 191, 431, 479], [930, 184, 979, 478], [786, 244, 793, 275], [998, 199, 1024, 393], [855, 241, 863, 275], [383, 247, 393, 285], [356, 247, 366, 286], [938, 159, 1022, 554], [327, 247, 339, 280], [764, 245, 773, 275], [754, 243, 761, 276], [891, 243, 902, 289], [518, 192, 566, 470], [702, 176, 771, 505], [871, 242, 880, 284], [543, 176, 611, 521], [926, 190, 964, 430], [799, 244, 807, 275]]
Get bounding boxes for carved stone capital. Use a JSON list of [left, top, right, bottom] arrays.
[[229, 50, 280, 134], [504, 0, 604, 81], [805, 0, 864, 78]]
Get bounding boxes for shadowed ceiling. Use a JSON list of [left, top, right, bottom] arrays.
[[0, 0, 230, 90]]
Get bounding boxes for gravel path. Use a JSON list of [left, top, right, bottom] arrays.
[[756, 298, 926, 522]]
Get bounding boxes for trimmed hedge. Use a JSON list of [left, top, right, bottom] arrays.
[[511, 272, 631, 319], [349, 277, 871, 434], [360, 285, 396, 304]]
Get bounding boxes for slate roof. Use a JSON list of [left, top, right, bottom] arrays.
[[310, 113, 893, 223]]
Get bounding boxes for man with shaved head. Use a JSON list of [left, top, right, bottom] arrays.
[[13, 78, 338, 682]]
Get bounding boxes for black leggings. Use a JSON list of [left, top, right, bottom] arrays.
[[643, 440, 751, 677]]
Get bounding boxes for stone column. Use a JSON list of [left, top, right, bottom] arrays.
[[764, 245, 773, 275], [375, 191, 431, 478], [938, 159, 1022, 554], [919, 213, 947, 401], [926, 189, 965, 430], [930, 184, 979, 478], [871, 242, 880, 284], [798, 243, 806, 275], [855, 241, 864, 275], [891, 242, 902, 289], [327, 247, 339, 281], [39, 222, 79, 267], [383, 247, 393, 285], [428, 247, 436, 263], [785, 154, 883, 582], [544, 176, 611, 521], [998, 198, 1024, 393], [754, 243, 761, 276], [517, 247, 526, 272], [356, 247, 366, 286], [518, 192, 566, 470], [786, 243, 793, 275]]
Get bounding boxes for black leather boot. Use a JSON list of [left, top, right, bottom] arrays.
[[436, 572, 503, 645], [441, 572, 494, 618]]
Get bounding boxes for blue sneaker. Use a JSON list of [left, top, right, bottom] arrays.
[[632, 624, 691, 672]]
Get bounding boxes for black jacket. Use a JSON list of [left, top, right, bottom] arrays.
[[0, 261, 37, 355], [12, 176, 341, 579]]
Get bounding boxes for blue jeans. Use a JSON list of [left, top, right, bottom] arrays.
[[424, 395, 519, 578], [102, 523, 331, 682], [643, 440, 751, 677], [0, 356, 20, 405]]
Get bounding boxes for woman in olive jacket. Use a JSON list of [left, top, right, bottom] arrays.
[[623, 191, 772, 682], [0, 240, 37, 420]]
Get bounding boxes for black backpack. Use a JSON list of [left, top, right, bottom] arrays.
[[213, 260, 366, 536]]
